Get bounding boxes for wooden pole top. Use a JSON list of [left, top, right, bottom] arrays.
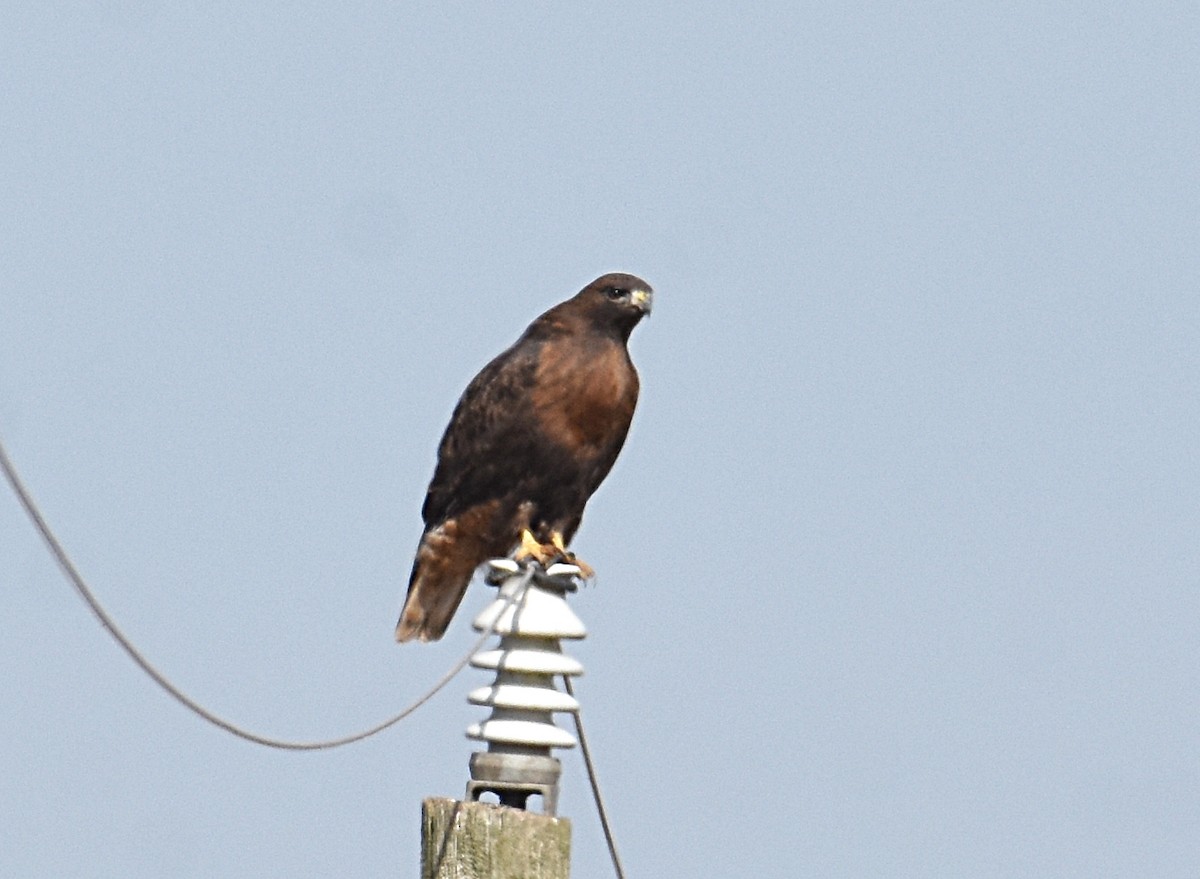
[[422, 797, 571, 879]]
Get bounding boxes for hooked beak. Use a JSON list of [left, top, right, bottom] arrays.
[[631, 288, 653, 315]]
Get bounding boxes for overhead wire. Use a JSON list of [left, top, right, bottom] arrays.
[[0, 434, 529, 750], [564, 675, 628, 879]]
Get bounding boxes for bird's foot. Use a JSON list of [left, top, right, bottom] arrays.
[[551, 532, 595, 579], [562, 553, 595, 579], [513, 529, 595, 579], [515, 528, 559, 567]]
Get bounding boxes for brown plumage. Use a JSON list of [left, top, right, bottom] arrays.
[[395, 272, 653, 642]]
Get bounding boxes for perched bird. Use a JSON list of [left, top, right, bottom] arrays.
[[395, 272, 652, 642]]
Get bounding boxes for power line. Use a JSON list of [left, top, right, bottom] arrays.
[[564, 676, 627, 879], [0, 434, 524, 750]]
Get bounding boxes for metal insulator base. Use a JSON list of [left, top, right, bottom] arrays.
[[465, 751, 563, 815]]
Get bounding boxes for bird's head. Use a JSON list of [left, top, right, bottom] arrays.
[[574, 272, 653, 339]]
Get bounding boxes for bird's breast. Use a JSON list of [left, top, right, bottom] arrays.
[[531, 339, 638, 453]]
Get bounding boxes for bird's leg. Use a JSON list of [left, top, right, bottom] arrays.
[[513, 529, 594, 578], [551, 531, 595, 579], [514, 528, 557, 566]]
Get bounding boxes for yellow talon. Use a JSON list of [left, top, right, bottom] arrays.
[[551, 531, 595, 579], [517, 528, 540, 558], [515, 528, 555, 565], [513, 529, 595, 578]]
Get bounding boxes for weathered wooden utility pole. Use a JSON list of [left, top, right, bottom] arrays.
[[421, 798, 570, 879], [418, 560, 586, 879]]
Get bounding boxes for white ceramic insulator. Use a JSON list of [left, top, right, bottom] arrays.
[[471, 575, 587, 640], [466, 561, 587, 754]]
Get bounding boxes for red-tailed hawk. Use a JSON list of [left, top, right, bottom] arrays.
[[395, 273, 652, 642]]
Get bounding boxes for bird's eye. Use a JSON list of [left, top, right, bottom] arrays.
[[606, 287, 627, 300]]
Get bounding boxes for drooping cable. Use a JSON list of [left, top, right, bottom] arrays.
[[0, 435, 527, 750]]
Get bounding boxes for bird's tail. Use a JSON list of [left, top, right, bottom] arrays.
[[395, 526, 488, 642]]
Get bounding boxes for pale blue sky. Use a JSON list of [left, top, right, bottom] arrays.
[[2, 3, 1197, 877]]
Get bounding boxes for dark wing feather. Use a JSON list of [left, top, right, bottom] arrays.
[[395, 334, 543, 642], [420, 337, 541, 524]]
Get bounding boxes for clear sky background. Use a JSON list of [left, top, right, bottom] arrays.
[[2, 3, 1197, 877]]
